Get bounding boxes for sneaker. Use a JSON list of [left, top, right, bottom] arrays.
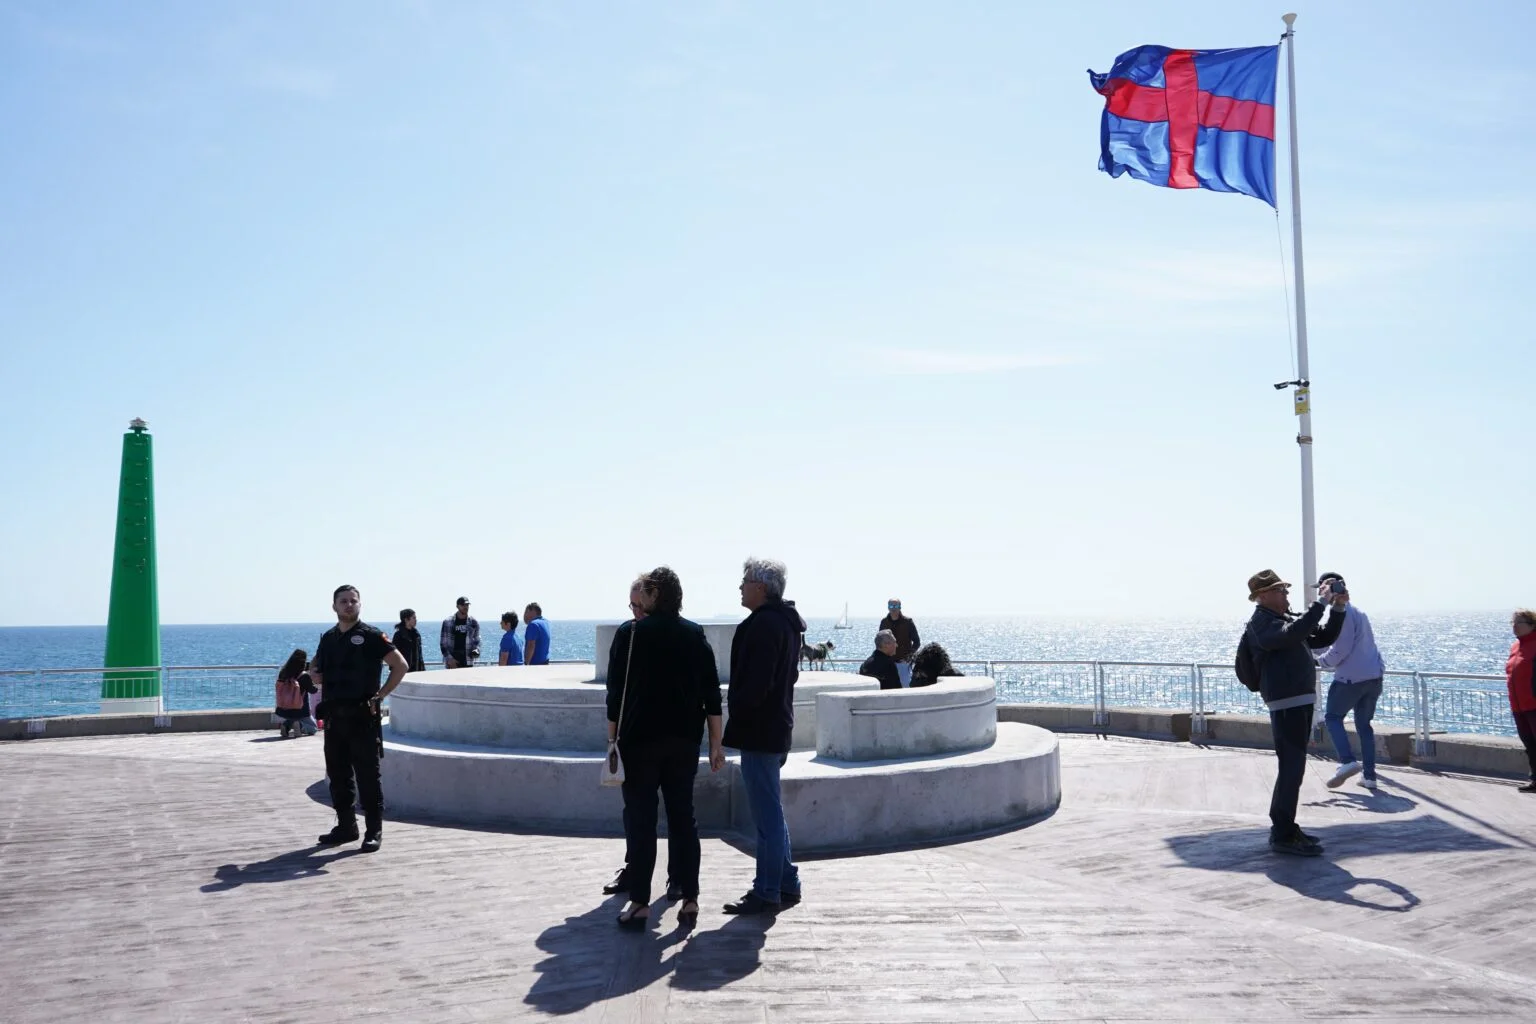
[[722, 891, 780, 915], [1326, 761, 1361, 789], [360, 830, 382, 853], [1359, 777, 1379, 791], [1519, 781, 1536, 794], [779, 890, 802, 908], [317, 822, 360, 846], [1293, 826, 1322, 848], [1270, 833, 1323, 857]]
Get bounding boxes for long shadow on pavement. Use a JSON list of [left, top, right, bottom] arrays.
[[1166, 815, 1513, 913], [201, 845, 362, 893], [523, 898, 775, 1015]]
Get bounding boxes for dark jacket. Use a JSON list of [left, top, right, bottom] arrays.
[[724, 598, 805, 753], [858, 650, 902, 690], [1244, 601, 1346, 709], [878, 614, 921, 661], [392, 626, 426, 673], [606, 614, 722, 748]]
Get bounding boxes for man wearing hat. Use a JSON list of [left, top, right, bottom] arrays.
[[1240, 569, 1346, 856], [440, 597, 481, 669]]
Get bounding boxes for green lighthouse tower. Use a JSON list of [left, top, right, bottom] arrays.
[[102, 417, 162, 714]]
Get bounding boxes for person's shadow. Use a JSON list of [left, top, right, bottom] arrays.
[[523, 899, 775, 1015], [1165, 814, 1509, 913], [1304, 790, 1417, 814], [201, 845, 359, 893]]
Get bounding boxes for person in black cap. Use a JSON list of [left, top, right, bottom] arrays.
[[309, 584, 409, 852], [1240, 569, 1346, 857], [441, 597, 480, 669]]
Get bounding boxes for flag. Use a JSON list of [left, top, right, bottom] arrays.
[[1088, 45, 1278, 206]]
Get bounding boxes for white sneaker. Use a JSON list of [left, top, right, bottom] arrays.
[[1358, 777, 1378, 791], [1327, 761, 1361, 789]]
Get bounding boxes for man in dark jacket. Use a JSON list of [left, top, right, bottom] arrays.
[[1242, 569, 1346, 856], [878, 599, 920, 686], [722, 556, 804, 915], [859, 630, 902, 690], [392, 609, 426, 674]]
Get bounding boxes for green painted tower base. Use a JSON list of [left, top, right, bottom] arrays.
[[102, 418, 162, 714]]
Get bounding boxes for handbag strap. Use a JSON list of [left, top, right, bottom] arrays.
[[614, 623, 636, 742]]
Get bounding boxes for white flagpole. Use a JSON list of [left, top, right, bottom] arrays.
[[1281, 13, 1317, 607]]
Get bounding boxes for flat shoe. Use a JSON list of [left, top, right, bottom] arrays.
[[677, 900, 699, 923], [616, 905, 648, 931]]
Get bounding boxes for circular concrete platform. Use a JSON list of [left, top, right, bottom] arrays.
[[380, 660, 1061, 852]]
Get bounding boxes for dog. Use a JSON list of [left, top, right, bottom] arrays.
[[800, 640, 835, 670]]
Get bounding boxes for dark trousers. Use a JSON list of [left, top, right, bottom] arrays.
[[324, 707, 382, 824], [1268, 703, 1313, 838], [620, 736, 700, 906], [1513, 709, 1536, 779]]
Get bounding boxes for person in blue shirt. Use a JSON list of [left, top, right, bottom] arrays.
[[1314, 572, 1386, 791], [498, 611, 524, 666], [524, 602, 551, 665]]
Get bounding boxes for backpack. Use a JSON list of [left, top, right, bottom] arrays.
[[275, 678, 304, 710], [1234, 630, 1262, 693]]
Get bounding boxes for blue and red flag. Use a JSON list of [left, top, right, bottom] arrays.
[[1088, 45, 1278, 206]]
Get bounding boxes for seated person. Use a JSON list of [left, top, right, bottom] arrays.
[[909, 642, 963, 687], [858, 630, 903, 690]]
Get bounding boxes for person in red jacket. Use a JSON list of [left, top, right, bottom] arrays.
[[1505, 609, 1536, 793]]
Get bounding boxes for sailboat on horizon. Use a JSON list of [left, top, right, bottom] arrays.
[[833, 603, 851, 629]]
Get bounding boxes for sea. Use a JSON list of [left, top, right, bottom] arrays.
[[0, 613, 1513, 723]]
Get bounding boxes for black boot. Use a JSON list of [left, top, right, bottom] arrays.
[[318, 816, 359, 846], [360, 813, 382, 853]]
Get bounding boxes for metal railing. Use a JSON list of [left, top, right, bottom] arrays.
[[2, 656, 1512, 747], [819, 658, 1511, 743], [0, 659, 590, 720]]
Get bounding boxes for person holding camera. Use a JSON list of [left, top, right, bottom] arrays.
[[310, 585, 409, 853], [1313, 573, 1385, 791], [1240, 569, 1346, 856]]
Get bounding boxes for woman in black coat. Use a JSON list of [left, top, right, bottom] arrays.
[[392, 610, 426, 673], [606, 566, 724, 929]]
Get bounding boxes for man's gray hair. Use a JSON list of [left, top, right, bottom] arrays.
[[742, 557, 787, 600], [875, 629, 896, 645]]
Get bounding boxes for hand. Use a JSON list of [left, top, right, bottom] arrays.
[[708, 745, 725, 773], [444, 656, 458, 669], [1331, 589, 1348, 608]]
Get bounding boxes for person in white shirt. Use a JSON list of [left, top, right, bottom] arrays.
[[1314, 572, 1386, 791]]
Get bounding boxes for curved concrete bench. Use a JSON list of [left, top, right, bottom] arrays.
[[816, 677, 997, 761], [593, 622, 738, 684], [387, 665, 610, 750], [381, 721, 1060, 852]]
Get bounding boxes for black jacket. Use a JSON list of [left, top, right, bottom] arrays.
[[392, 627, 426, 673], [878, 614, 921, 661], [724, 598, 804, 753], [858, 650, 902, 690], [606, 614, 722, 748], [1244, 601, 1346, 709]]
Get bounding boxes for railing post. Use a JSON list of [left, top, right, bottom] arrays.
[[1413, 671, 1431, 757], [1190, 664, 1207, 737], [1092, 661, 1107, 727]]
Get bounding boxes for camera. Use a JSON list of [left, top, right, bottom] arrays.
[[1322, 578, 1346, 597]]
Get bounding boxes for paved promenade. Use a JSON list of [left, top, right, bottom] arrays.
[[2, 731, 1534, 1022]]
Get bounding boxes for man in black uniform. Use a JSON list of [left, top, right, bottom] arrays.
[[310, 584, 409, 853]]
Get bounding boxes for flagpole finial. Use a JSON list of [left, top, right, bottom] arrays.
[[1282, 12, 1297, 27]]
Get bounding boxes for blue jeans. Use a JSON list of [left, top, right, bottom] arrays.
[[1324, 678, 1382, 779], [738, 751, 799, 903]]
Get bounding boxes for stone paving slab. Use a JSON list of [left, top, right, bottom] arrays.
[[1, 730, 1534, 1022]]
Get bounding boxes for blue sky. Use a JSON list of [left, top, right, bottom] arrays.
[[1, 1, 1530, 626]]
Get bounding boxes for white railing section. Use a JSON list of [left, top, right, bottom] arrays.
[[816, 658, 1510, 741], [2, 658, 1511, 741]]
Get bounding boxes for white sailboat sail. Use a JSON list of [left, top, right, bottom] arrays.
[[834, 603, 851, 629]]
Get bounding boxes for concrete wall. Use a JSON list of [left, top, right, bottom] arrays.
[[0, 709, 278, 741], [816, 679, 997, 761], [1416, 734, 1530, 777], [594, 622, 737, 684]]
